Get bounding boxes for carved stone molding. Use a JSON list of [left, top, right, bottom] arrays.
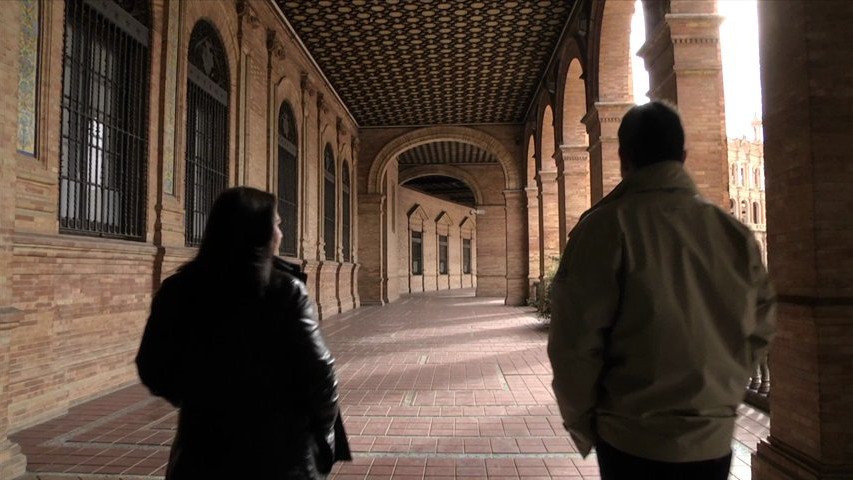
[[317, 92, 327, 115], [236, 0, 261, 30], [300, 72, 315, 97], [266, 29, 286, 60]]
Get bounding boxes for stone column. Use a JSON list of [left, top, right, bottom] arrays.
[[356, 193, 386, 305], [752, 1, 853, 479], [583, 102, 632, 203], [525, 187, 540, 298], [538, 170, 561, 278], [559, 144, 591, 239], [639, 1, 728, 207], [503, 189, 527, 306]]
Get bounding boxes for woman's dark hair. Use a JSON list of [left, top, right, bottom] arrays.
[[618, 101, 685, 168], [186, 187, 277, 288]]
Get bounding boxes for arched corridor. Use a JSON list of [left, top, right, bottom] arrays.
[[11, 291, 769, 479], [0, 0, 850, 478]]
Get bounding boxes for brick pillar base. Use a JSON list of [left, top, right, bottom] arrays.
[[503, 189, 527, 306], [0, 310, 26, 480], [537, 170, 560, 278], [525, 187, 540, 299], [356, 194, 386, 305]]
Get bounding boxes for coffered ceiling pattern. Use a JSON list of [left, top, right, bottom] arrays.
[[398, 141, 498, 165], [278, 0, 573, 126], [402, 175, 477, 207]]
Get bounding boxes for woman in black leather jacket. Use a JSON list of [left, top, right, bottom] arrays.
[[136, 187, 350, 479]]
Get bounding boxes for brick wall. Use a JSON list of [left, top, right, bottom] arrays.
[[0, 0, 360, 439], [397, 187, 477, 294]]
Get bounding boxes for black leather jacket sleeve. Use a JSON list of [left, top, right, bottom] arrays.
[[278, 274, 339, 459], [136, 277, 183, 407]]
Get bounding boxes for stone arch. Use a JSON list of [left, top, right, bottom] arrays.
[[554, 40, 587, 146], [368, 126, 519, 194], [526, 134, 537, 188], [539, 105, 557, 171], [588, 0, 635, 104], [562, 59, 588, 146], [398, 164, 485, 206]]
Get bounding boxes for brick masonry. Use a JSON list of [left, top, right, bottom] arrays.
[[0, 0, 361, 463], [752, 1, 853, 478]]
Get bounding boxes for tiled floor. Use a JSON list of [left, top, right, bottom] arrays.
[[11, 289, 770, 479]]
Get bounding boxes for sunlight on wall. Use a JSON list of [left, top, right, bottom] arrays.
[[630, 0, 650, 105]]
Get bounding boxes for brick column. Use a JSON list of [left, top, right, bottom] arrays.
[[752, 1, 853, 479], [503, 189, 527, 306], [559, 144, 591, 239], [639, 2, 728, 208], [537, 170, 560, 279], [356, 193, 386, 305], [525, 187, 540, 298], [583, 102, 632, 203], [0, 1, 30, 474]]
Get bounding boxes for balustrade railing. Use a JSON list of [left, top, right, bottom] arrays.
[[745, 354, 770, 411]]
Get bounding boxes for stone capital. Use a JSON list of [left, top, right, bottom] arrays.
[[537, 170, 559, 183], [236, 0, 261, 29], [502, 189, 526, 207], [266, 29, 286, 60]]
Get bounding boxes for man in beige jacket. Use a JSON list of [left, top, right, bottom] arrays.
[[547, 101, 775, 480]]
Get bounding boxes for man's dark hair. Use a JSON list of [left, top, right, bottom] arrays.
[[618, 101, 685, 168]]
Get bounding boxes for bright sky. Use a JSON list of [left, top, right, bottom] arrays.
[[630, 0, 763, 139]]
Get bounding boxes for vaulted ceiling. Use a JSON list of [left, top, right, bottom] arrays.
[[278, 0, 575, 127], [402, 175, 477, 207]]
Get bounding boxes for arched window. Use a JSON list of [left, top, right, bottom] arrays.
[[59, 0, 151, 240], [729, 198, 735, 216], [323, 145, 336, 260], [185, 21, 229, 246], [277, 101, 298, 257], [342, 161, 351, 262], [752, 202, 761, 224]]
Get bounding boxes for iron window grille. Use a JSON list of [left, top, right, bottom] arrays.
[[342, 162, 351, 262], [184, 21, 229, 246], [277, 101, 298, 257], [438, 235, 448, 274], [411, 231, 423, 275], [323, 145, 336, 260], [462, 238, 471, 274], [59, 0, 151, 241]]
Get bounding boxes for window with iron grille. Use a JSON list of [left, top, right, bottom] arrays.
[[411, 230, 422, 275], [277, 101, 298, 257], [184, 21, 229, 246], [438, 235, 448, 274], [323, 145, 336, 260], [462, 238, 471, 274], [342, 161, 351, 262], [59, 0, 150, 240]]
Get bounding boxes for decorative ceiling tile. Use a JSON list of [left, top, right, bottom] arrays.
[[398, 141, 498, 165], [401, 174, 477, 207], [278, 0, 573, 126]]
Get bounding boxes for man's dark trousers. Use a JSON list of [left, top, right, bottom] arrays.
[[596, 441, 732, 480]]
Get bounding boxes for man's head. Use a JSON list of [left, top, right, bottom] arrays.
[[617, 101, 686, 177]]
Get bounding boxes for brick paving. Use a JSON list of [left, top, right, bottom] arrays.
[[11, 289, 770, 479]]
